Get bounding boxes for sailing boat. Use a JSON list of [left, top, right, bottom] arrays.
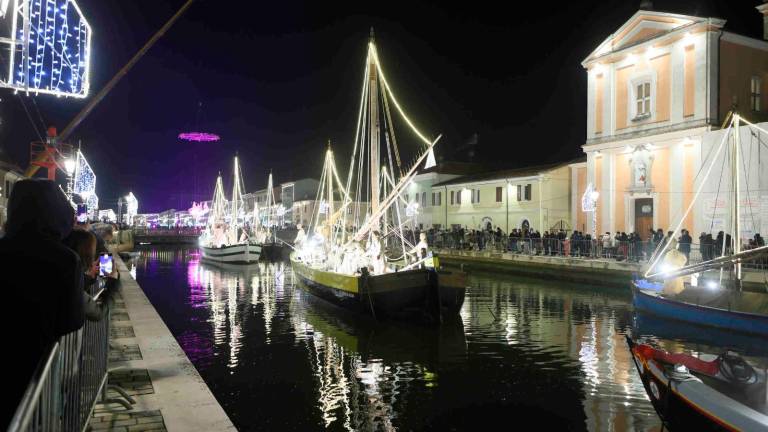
[[200, 154, 262, 264], [631, 113, 768, 336], [252, 172, 286, 260], [289, 31, 467, 322]]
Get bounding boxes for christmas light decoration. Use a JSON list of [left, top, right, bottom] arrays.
[[98, 209, 116, 223], [73, 149, 95, 199], [178, 132, 220, 142], [5, 0, 91, 97], [125, 192, 138, 225], [85, 193, 98, 219]]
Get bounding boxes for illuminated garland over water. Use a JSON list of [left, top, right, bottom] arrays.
[[178, 132, 221, 142], [8, 0, 91, 97]]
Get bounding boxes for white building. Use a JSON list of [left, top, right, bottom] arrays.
[[430, 161, 579, 233]]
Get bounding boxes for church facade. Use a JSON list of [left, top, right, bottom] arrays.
[[573, 6, 768, 240]]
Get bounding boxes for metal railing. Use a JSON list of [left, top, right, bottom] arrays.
[[8, 280, 134, 432], [430, 233, 768, 271], [133, 227, 202, 236]]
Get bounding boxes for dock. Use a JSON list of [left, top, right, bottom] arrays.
[[89, 255, 235, 431]]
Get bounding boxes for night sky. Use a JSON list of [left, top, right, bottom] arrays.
[[0, 0, 764, 212]]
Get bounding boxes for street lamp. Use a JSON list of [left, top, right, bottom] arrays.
[[64, 158, 76, 175]]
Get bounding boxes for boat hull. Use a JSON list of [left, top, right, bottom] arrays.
[[627, 337, 768, 431], [259, 242, 290, 261], [201, 243, 262, 264], [290, 253, 466, 321], [631, 281, 768, 336]]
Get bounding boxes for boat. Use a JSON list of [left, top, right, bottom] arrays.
[[250, 172, 288, 260], [200, 155, 262, 264], [627, 336, 768, 431], [632, 113, 768, 336], [633, 310, 768, 358], [289, 31, 467, 322], [631, 278, 768, 336]]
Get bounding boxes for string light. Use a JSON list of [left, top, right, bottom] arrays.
[[7, 0, 90, 98], [73, 149, 95, 199], [179, 132, 221, 142], [125, 192, 138, 225], [370, 43, 432, 145]]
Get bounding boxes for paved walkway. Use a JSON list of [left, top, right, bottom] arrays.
[[89, 255, 235, 431]]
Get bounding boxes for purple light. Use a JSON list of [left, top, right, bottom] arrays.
[[179, 132, 221, 142]]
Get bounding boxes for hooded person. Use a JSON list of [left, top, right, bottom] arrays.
[[661, 238, 688, 296], [0, 179, 85, 428]]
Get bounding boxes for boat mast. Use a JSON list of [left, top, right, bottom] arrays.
[[326, 145, 335, 236], [212, 172, 225, 225], [734, 115, 742, 285], [231, 154, 241, 242], [368, 28, 381, 232]]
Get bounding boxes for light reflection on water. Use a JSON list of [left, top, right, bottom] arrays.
[[128, 246, 764, 431]]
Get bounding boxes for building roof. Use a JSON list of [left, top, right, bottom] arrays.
[[432, 158, 585, 188], [582, 9, 725, 67], [417, 161, 485, 176]]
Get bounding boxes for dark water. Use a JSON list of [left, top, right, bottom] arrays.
[[129, 246, 767, 431]]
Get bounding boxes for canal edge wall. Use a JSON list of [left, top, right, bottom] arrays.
[[112, 254, 236, 431], [436, 249, 768, 291], [436, 249, 637, 287]]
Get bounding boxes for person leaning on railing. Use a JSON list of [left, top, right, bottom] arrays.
[[90, 223, 120, 288], [64, 229, 118, 320], [0, 179, 85, 429]]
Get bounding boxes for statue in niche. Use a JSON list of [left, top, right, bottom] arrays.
[[635, 162, 647, 188], [629, 145, 653, 190]]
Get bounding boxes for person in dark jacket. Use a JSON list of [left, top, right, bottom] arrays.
[[678, 229, 692, 263], [0, 179, 84, 428], [64, 229, 118, 320]]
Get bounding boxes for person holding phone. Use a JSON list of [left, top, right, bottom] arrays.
[[64, 230, 119, 319]]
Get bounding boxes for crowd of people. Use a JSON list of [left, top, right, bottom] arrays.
[[0, 179, 121, 428], [404, 224, 765, 266]]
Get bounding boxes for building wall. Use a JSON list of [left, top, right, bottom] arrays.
[[427, 166, 574, 233], [719, 36, 768, 124], [586, 27, 712, 144], [292, 200, 369, 229]]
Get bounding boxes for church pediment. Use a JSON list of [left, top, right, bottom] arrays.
[[583, 11, 713, 67]]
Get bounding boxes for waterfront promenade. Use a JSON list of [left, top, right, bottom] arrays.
[[89, 254, 234, 431]]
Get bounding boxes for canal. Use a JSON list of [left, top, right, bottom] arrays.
[[128, 246, 766, 431]]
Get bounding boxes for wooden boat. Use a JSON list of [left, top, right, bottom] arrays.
[[290, 32, 467, 323], [199, 156, 261, 265], [201, 243, 261, 264], [631, 279, 768, 337], [291, 252, 465, 322], [635, 113, 768, 337], [627, 336, 768, 431]]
